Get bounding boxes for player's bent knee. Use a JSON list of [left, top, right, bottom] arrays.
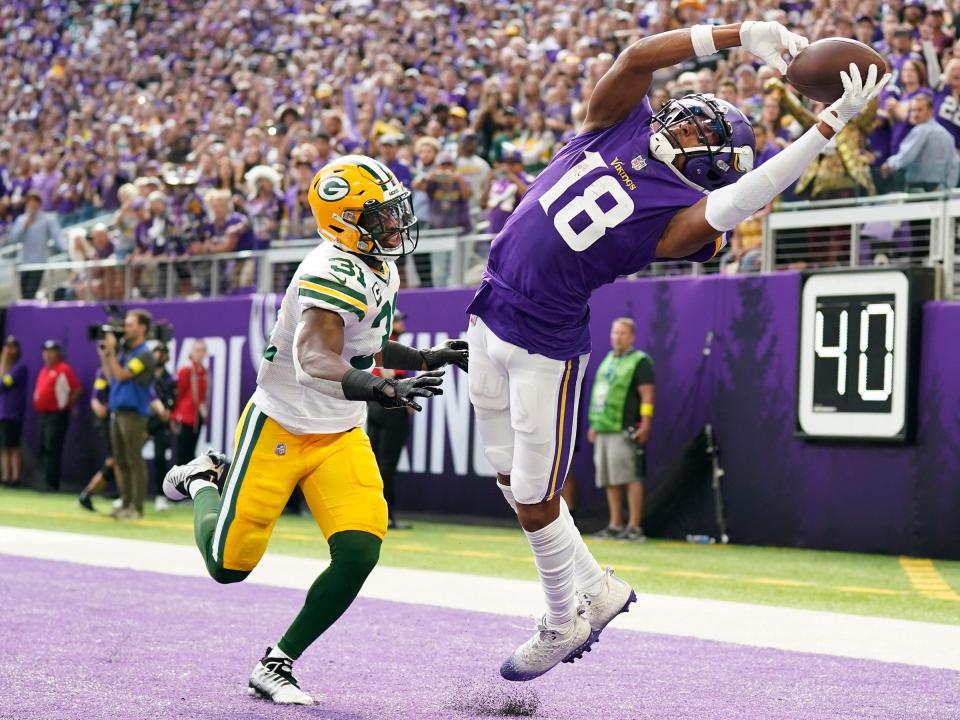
[[208, 562, 251, 585], [329, 530, 381, 585]]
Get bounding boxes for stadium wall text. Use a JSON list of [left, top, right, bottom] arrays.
[[8, 273, 959, 558]]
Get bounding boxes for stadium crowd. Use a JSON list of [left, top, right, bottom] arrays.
[[3, 0, 960, 288]]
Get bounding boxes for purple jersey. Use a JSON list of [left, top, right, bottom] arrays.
[[0, 361, 28, 423], [934, 88, 960, 149], [467, 99, 705, 360]]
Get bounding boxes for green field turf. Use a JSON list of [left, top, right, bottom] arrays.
[[2, 487, 958, 625]]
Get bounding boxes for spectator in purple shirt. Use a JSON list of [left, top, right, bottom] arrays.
[[481, 146, 531, 234], [377, 135, 413, 188], [197, 189, 256, 291], [0, 336, 27, 487]]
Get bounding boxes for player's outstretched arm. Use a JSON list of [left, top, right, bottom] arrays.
[[583, 22, 808, 132], [655, 63, 890, 259], [380, 339, 469, 373], [293, 307, 444, 411]]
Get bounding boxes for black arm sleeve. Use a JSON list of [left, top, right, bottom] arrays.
[[380, 341, 424, 371], [341, 368, 391, 402]]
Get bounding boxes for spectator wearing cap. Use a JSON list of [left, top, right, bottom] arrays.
[[926, 5, 954, 54], [901, 0, 928, 30], [889, 24, 925, 84], [33, 340, 82, 491], [883, 93, 960, 191], [481, 146, 532, 235], [0, 337, 28, 487], [11, 189, 63, 300], [455, 133, 492, 218], [367, 310, 414, 530], [377, 135, 413, 188], [855, 16, 877, 47]]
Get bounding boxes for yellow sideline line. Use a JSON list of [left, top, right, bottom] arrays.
[[0, 506, 938, 602], [899, 557, 960, 601]]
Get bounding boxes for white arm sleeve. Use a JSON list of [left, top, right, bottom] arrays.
[[704, 125, 831, 232], [292, 319, 347, 400]]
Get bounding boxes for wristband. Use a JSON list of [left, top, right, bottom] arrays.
[[381, 341, 424, 371], [640, 403, 655, 417], [691, 25, 717, 57], [341, 368, 391, 402]]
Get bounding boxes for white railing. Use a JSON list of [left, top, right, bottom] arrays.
[[7, 192, 960, 302], [763, 189, 960, 298]]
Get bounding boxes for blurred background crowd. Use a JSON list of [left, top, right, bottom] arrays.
[[4, 0, 960, 290]]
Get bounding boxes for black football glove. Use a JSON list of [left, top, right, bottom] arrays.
[[420, 339, 469, 373], [375, 370, 445, 412]]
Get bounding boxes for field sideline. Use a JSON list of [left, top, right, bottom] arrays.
[[1, 487, 958, 624]]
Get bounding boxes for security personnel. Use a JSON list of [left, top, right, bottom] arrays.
[[98, 309, 155, 519], [587, 318, 655, 542]]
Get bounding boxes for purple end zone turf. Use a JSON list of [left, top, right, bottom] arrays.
[[1, 555, 959, 720]]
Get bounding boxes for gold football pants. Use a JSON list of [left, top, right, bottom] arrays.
[[211, 402, 388, 572]]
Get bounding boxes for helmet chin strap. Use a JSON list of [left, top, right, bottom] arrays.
[[649, 130, 709, 194]]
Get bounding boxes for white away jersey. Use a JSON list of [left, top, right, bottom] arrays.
[[251, 242, 399, 434]]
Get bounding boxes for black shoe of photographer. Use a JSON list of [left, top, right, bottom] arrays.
[[388, 517, 412, 530]]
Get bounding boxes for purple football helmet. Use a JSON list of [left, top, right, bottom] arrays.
[[649, 93, 756, 191]]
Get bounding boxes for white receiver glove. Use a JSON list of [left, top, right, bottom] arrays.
[[740, 21, 808, 74], [818, 63, 891, 132]]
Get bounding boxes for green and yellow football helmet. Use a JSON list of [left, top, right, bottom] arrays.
[[307, 154, 418, 258]]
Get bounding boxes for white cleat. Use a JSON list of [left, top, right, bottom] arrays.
[[578, 568, 637, 638], [500, 614, 594, 682], [248, 648, 314, 705], [162, 449, 226, 501]]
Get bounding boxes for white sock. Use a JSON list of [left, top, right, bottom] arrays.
[[267, 645, 291, 661], [188, 479, 217, 500], [524, 514, 578, 628], [560, 499, 605, 595], [498, 481, 518, 514]]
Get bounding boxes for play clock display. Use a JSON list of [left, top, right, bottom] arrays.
[[796, 269, 934, 441]]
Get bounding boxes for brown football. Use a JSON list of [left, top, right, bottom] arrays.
[[785, 38, 889, 103]]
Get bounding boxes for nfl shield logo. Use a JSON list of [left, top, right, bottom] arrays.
[[631, 155, 647, 171], [275, 443, 286, 456]]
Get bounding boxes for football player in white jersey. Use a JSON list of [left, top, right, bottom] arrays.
[[163, 156, 468, 705]]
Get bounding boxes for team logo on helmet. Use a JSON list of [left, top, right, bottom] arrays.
[[317, 176, 350, 202]]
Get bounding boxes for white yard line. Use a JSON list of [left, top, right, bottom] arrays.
[[2, 526, 960, 671]]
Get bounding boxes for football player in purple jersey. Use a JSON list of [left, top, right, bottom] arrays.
[[466, 21, 890, 681]]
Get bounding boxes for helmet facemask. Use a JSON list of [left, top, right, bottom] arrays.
[[649, 94, 755, 191], [349, 192, 419, 259]]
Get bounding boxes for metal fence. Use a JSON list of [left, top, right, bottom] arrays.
[[5, 192, 960, 303], [763, 190, 959, 298]]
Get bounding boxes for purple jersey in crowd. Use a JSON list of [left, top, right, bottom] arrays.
[[934, 88, 960, 149], [467, 98, 705, 360], [0, 361, 28, 423]]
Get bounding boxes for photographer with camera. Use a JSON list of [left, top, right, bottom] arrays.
[[97, 309, 156, 519]]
